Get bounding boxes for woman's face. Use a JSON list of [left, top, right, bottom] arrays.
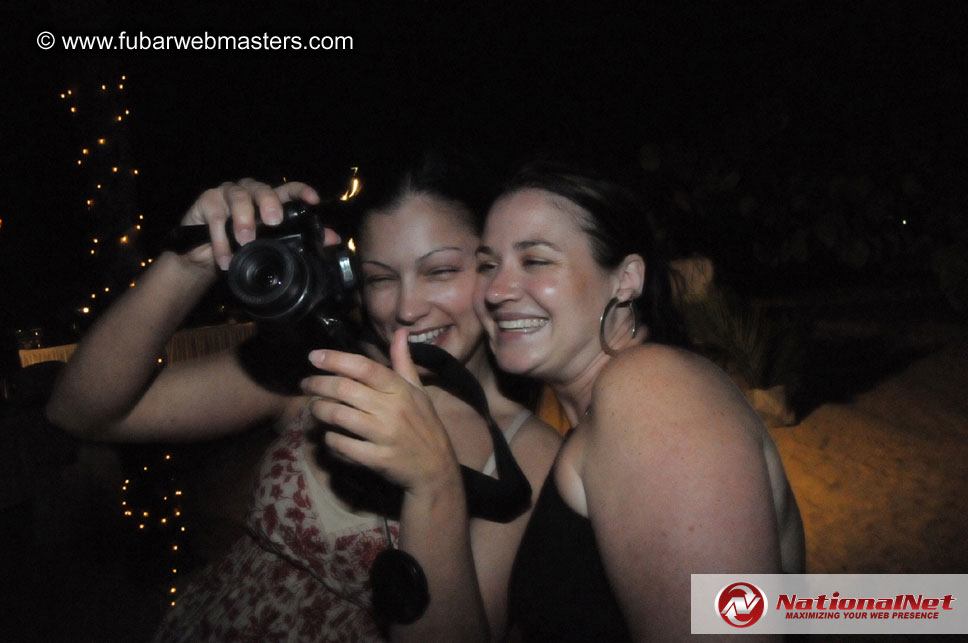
[[474, 188, 615, 381], [358, 193, 484, 365]]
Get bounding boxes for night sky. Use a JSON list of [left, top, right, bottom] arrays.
[[2, 2, 966, 343]]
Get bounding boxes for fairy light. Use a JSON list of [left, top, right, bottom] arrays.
[[63, 73, 152, 321], [119, 448, 189, 608], [63, 78, 187, 603]]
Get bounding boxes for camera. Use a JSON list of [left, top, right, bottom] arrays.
[[225, 200, 357, 322], [223, 199, 362, 355]]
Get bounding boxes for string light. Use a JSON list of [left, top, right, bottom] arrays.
[[64, 73, 155, 320], [119, 449, 188, 609], [63, 76, 185, 604]]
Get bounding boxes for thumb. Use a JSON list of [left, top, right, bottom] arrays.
[[389, 328, 421, 387]]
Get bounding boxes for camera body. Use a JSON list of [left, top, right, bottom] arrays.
[[225, 199, 361, 353]]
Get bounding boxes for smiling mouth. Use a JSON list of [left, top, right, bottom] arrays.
[[496, 318, 548, 332], [407, 326, 450, 344]]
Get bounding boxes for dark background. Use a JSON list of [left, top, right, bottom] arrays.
[[1, 4, 967, 640], [3, 1, 966, 348]]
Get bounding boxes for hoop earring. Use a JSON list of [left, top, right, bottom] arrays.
[[599, 297, 638, 356]]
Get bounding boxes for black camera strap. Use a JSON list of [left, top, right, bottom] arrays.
[[365, 338, 532, 625], [406, 342, 532, 522]]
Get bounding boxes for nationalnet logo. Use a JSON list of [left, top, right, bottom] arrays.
[[694, 574, 967, 635], [776, 591, 955, 621], [717, 582, 768, 627]]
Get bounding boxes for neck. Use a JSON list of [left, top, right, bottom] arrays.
[[425, 342, 504, 412], [549, 351, 611, 426], [552, 316, 647, 425], [464, 343, 503, 406]]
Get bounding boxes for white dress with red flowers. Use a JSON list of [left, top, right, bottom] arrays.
[[153, 405, 397, 642]]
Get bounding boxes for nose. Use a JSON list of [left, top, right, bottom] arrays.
[[483, 263, 520, 308], [395, 279, 430, 325]]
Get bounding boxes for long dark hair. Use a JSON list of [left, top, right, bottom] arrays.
[[501, 160, 689, 347]]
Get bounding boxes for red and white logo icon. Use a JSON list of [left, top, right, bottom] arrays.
[[717, 582, 768, 627]]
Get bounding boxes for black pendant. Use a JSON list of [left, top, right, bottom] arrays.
[[370, 548, 429, 625]]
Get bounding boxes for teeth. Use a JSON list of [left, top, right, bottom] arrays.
[[497, 318, 548, 330], [408, 327, 447, 344]]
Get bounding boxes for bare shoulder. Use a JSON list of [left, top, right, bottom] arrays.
[[591, 343, 762, 446], [511, 414, 562, 458]]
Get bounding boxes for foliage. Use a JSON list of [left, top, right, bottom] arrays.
[[637, 135, 968, 311], [678, 287, 804, 394]]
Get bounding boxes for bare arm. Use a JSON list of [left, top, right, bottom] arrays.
[[582, 345, 782, 641], [46, 180, 321, 441], [302, 331, 560, 641]]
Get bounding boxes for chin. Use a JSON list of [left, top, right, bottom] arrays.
[[493, 349, 538, 376]]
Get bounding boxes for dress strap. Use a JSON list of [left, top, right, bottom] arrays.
[[482, 409, 531, 477]]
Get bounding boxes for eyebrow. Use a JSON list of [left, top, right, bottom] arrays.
[[476, 240, 560, 255], [362, 246, 465, 270]]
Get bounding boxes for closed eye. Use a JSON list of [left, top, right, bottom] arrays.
[[523, 258, 551, 268], [363, 274, 396, 286], [427, 267, 460, 278]]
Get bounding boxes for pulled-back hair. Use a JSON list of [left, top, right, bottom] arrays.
[[501, 160, 688, 347], [351, 149, 496, 239]]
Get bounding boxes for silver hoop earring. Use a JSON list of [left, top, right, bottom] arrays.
[[599, 297, 638, 356]]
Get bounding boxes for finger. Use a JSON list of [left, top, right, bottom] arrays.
[[273, 181, 321, 205], [323, 429, 387, 470], [238, 178, 286, 226], [197, 186, 234, 271], [308, 398, 381, 443], [300, 374, 375, 413], [322, 228, 342, 247], [182, 188, 229, 268], [270, 181, 338, 246], [308, 350, 401, 394], [221, 182, 259, 247], [390, 328, 422, 387]]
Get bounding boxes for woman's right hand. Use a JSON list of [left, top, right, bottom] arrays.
[[180, 178, 322, 271]]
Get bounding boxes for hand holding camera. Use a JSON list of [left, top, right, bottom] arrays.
[[178, 178, 325, 271]]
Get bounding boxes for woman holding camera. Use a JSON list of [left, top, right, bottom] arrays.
[[464, 161, 805, 641], [46, 154, 560, 642]]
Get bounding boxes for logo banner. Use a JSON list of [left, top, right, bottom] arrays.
[[692, 574, 967, 634]]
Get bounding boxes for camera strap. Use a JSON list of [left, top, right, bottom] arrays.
[[405, 341, 532, 522], [366, 339, 532, 625]]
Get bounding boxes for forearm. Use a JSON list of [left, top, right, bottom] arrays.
[[391, 474, 490, 643], [46, 251, 217, 436]]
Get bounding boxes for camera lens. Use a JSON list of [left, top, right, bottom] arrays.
[[226, 239, 314, 320], [249, 264, 283, 295]]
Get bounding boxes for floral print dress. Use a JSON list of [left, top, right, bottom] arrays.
[[154, 405, 397, 643]]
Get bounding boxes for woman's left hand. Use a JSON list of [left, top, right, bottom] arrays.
[[301, 328, 461, 494]]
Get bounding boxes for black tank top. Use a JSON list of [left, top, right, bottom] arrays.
[[508, 469, 632, 641]]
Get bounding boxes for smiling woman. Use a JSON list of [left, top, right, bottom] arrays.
[[474, 161, 805, 641], [358, 193, 485, 367], [45, 152, 562, 642]]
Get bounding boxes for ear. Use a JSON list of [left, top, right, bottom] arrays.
[[613, 253, 645, 302]]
